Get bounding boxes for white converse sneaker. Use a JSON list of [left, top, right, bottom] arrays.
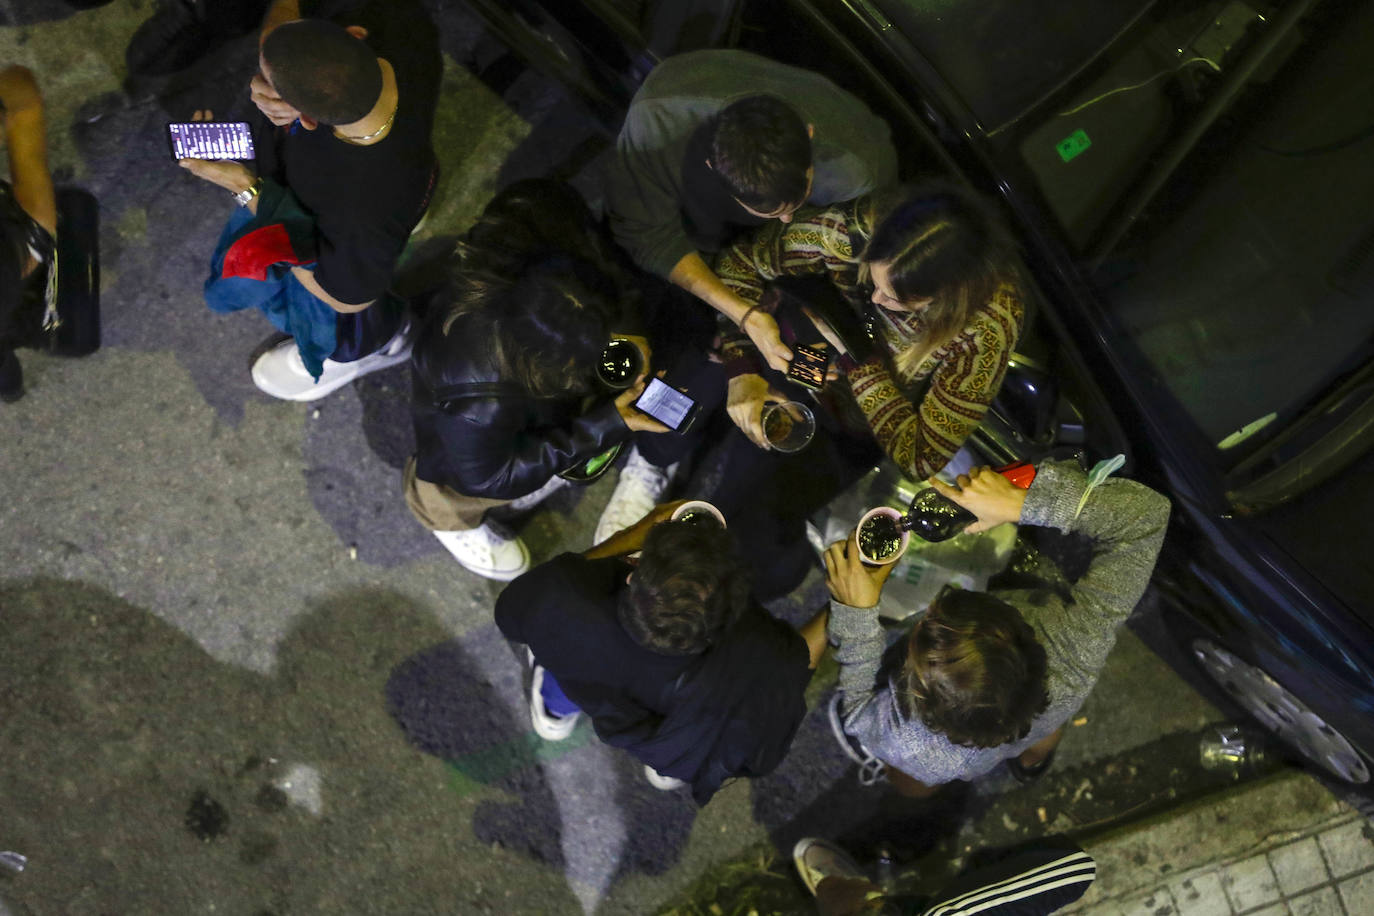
[[529, 662, 581, 741], [251, 320, 413, 402], [592, 447, 676, 544], [643, 765, 686, 791], [432, 523, 530, 581]]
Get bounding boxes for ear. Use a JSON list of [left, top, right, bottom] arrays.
[[807, 123, 815, 139], [345, 25, 369, 40], [703, 158, 714, 172], [625, 572, 634, 586], [298, 114, 319, 131]]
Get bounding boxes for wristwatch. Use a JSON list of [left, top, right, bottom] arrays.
[[232, 178, 263, 207]]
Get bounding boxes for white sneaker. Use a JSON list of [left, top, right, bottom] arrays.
[[251, 320, 413, 402], [592, 447, 676, 544], [432, 523, 530, 581], [529, 662, 580, 741], [505, 475, 570, 513], [643, 765, 686, 791]]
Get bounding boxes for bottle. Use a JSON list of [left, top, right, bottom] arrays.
[[1198, 724, 1282, 779], [902, 461, 1037, 543]]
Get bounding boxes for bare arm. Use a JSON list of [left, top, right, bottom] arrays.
[[582, 500, 687, 560], [0, 66, 55, 237], [669, 251, 791, 372]]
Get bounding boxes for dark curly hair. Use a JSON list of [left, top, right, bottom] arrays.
[[710, 95, 811, 213], [894, 588, 1049, 748], [434, 181, 628, 398], [617, 521, 751, 656]]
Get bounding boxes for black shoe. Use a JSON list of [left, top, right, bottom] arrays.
[[1007, 749, 1056, 784], [125, 3, 215, 78], [0, 348, 24, 403]]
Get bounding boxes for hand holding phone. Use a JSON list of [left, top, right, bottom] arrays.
[[786, 343, 831, 390], [633, 377, 699, 433], [168, 120, 255, 161]]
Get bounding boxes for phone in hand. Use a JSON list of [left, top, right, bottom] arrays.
[[167, 121, 255, 161], [786, 343, 831, 390], [634, 377, 699, 433]]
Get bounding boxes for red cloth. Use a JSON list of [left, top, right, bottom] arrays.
[[221, 223, 307, 281]]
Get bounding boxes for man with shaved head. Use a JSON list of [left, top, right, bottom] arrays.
[[180, 0, 440, 400]]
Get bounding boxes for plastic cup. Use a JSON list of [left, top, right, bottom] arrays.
[[856, 506, 910, 566], [596, 338, 644, 390], [670, 500, 727, 529], [762, 400, 816, 453]]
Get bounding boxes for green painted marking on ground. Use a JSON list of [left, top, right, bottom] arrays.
[[443, 725, 596, 796], [1057, 129, 1092, 162]]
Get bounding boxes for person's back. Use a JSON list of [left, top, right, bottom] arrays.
[[823, 460, 1170, 793], [179, 0, 443, 403], [495, 502, 812, 802], [266, 0, 440, 309]]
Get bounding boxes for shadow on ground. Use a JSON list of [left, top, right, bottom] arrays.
[[0, 576, 582, 914]]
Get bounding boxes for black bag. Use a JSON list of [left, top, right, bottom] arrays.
[[42, 188, 102, 356], [0, 186, 100, 357]]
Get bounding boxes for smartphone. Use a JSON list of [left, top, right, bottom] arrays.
[[167, 121, 256, 161], [786, 343, 831, 390], [634, 377, 699, 433]]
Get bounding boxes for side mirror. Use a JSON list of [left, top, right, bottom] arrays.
[[973, 354, 1085, 464]]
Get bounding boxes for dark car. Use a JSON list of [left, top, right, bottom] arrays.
[[468, 0, 1374, 790]]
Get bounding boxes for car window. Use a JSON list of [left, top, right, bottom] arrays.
[[875, 0, 1153, 135], [1066, 2, 1374, 467]]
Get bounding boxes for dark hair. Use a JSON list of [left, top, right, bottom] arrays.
[[710, 95, 811, 213], [435, 181, 626, 397], [618, 522, 751, 656], [861, 183, 1018, 371], [894, 588, 1049, 748], [261, 20, 382, 125]]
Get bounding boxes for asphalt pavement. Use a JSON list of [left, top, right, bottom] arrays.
[[0, 3, 1361, 915]]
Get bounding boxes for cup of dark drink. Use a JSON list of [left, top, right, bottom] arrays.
[[856, 506, 910, 566], [597, 338, 643, 390], [670, 500, 727, 529], [762, 400, 816, 453]]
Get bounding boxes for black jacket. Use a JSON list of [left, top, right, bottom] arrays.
[[496, 553, 811, 805], [410, 181, 640, 499]]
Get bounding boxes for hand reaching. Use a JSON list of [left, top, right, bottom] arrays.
[[177, 111, 256, 193], [927, 466, 1028, 534], [742, 308, 793, 373], [613, 374, 670, 434], [726, 373, 789, 449], [823, 530, 896, 608]]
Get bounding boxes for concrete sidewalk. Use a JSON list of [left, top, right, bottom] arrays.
[[1067, 771, 1372, 916]]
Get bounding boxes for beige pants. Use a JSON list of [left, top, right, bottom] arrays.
[[403, 456, 511, 532]]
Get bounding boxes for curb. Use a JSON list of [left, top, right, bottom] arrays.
[[1062, 768, 1360, 912]]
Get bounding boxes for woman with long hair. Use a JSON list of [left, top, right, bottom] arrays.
[[714, 181, 1025, 481]]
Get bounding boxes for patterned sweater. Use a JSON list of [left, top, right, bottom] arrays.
[[714, 198, 1024, 479]]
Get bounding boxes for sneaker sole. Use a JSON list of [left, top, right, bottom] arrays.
[[252, 347, 413, 402]]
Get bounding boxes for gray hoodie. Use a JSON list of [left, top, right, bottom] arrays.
[[827, 460, 1170, 784], [606, 49, 897, 278]]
